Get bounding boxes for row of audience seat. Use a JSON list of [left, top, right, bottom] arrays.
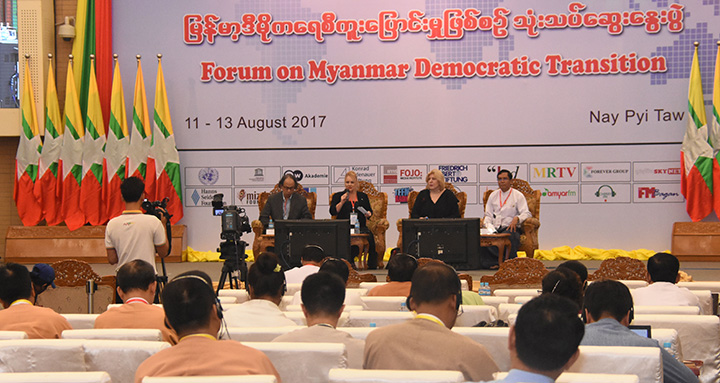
[[0, 336, 666, 383]]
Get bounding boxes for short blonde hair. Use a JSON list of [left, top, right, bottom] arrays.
[[426, 169, 446, 189], [345, 171, 358, 182]]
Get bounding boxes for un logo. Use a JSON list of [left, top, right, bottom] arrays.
[[199, 168, 219, 185]]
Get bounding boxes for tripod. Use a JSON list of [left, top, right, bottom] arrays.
[[216, 236, 249, 295]]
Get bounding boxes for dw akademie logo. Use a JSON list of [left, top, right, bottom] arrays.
[[198, 168, 219, 185]]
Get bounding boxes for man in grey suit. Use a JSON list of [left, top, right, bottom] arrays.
[[259, 173, 312, 228], [581, 280, 698, 383]]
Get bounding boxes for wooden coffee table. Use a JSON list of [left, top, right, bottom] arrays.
[[481, 233, 512, 266]]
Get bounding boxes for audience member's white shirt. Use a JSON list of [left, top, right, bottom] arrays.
[[632, 282, 701, 309], [291, 289, 368, 309], [284, 264, 320, 284], [223, 299, 296, 327]]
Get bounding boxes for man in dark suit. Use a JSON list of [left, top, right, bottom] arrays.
[[259, 173, 312, 228]]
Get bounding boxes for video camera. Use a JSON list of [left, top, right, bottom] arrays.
[[142, 197, 171, 220], [211, 193, 251, 240]]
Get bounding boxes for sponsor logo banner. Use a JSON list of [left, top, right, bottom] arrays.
[[282, 166, 330, 186], [633, 183, 684, 203], [332, 165, 378, 184], [530, 163, 579, 183], [186, 187, 232, 207], [479, 164, 528, 183], [633, 161, 682, 182], [185, 167, 232, 186], [381, 165, 426, 184], [581, 162, 631, 182], [234, 166, 282, 185], [308, 187, 330, 206], [232, 187, 266, 207], [454, 184, 477, 205], [382, 185, 424, 205], [430, 164, 477, 183], [535, 184, 579, 204], [580, 183, 631, 203]]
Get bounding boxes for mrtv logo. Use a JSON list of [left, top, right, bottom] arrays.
[[530, 164, 579, 183], [634, 184, 684, 203]]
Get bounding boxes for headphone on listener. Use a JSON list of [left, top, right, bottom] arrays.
[[170, 274, 223, 320]]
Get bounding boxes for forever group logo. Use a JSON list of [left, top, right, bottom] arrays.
[[581, 162, 631, 182]]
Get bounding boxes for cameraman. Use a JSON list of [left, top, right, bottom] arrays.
[[105, 177, 169, 283]]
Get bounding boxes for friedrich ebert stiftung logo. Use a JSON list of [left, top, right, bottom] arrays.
[[198, 168, 219, 185]]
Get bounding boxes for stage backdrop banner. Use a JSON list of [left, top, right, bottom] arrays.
[[113, 0, 720, 254]]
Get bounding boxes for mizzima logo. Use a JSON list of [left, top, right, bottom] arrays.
[[542, 188, 577, 199], [637, 187, 679, 200], [394, 187, 414, 203], [534, 167, 576, 178]]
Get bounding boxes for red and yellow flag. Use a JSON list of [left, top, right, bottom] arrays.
[[14, 57, 43, 226], [104, 56, 129, 220], [35, 56, 64, 225], [147, 56, 183, 224], [80, 57, 107, 225], [60, 57, 86, 230]]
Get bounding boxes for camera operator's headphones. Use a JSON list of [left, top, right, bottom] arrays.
[[170, 274, 223, 320], [405, 263, 462, 312]]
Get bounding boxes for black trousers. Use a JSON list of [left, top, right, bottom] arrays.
[[350, 226, 378, 269], [480, 226, 522, 269]]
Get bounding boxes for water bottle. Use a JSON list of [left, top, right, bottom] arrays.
[[369, 322, 377, 328], [350, 212, 358, 234], [400, 302, 408, 311], [267, 218, 274, 235], [663, 341, 677, 360]]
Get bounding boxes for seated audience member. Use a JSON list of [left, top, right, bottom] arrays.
[[273, 272, 365, 368], [95, 260, 177, 343], [224, 252, 296, 327], [291, 258, 367, 308], [29, 263, 56, 304], [363, 263, 499, 381], [542, 268, 583, 309], [367, 253, 417, 297], [632, 252, 701, 309], [0, 263, 71, 338], [134, 271, 280, 382], [581, 280, 698, 383], [556, 260, 588, 291], [482, 294, 585, 383], [284, 244, 325, 284]]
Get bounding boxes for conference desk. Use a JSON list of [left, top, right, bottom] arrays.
[[481, 233, 512, 266], [257, 233, 371, 269]]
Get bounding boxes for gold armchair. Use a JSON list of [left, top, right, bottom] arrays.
[[396, 183, 467, 250], [250, 183, 317, 256], [482, 178, 541, 257], [330, 180, 390, 268]]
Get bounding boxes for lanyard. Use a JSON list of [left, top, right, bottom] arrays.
[[499, 189, 512, 209], [416, 314, 444, 327], [179, 333, 216, 342], [125, 297, 149, 304]]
